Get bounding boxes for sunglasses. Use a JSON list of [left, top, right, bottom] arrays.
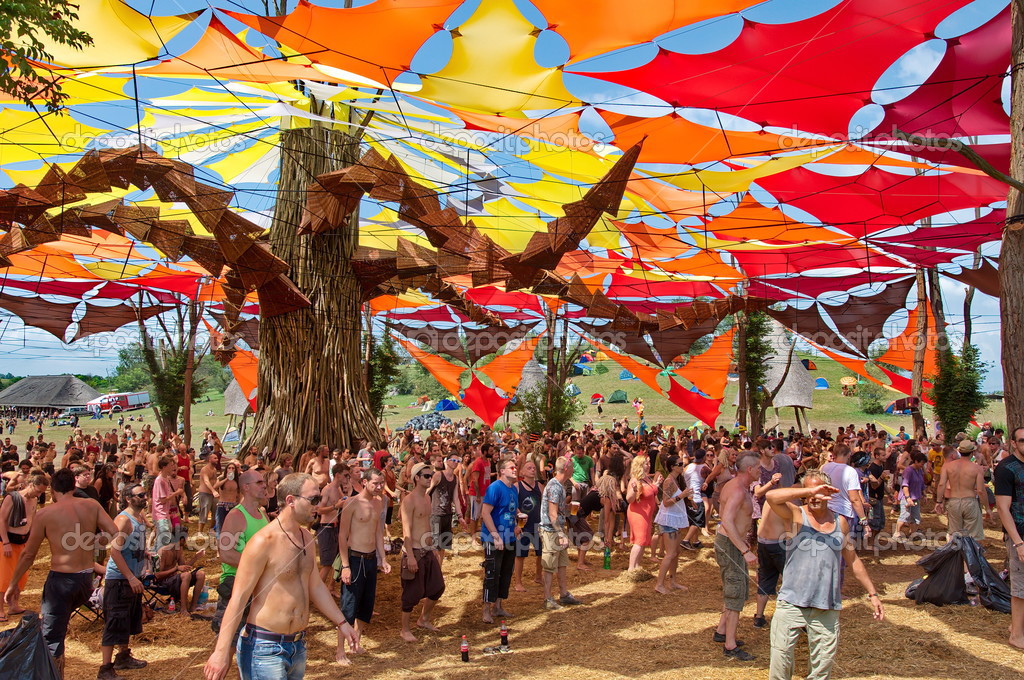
[[297, 495, 322, 505], [129, 492, 147, 499], [418, 472, 434, 479]]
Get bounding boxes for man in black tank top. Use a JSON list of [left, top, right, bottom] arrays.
[[427, 454, 465, 567]]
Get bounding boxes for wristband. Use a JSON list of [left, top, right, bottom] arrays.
[[1014, 542, 1024, 549], [741, 548, 751, 555], [868, 593, 879, 599], [341, 565, 351, 570]]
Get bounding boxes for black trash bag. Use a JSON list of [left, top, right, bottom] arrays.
[[904, 577, 923, 600], [0, 611, 61, 679], [960, 534, 1012, 614], [912, 537, 969, 606]]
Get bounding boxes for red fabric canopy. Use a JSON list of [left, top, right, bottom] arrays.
[[388, 306, 470, 324], [872, 5, 1009, 140], [749, 272, 907, 300], [605, 273, 724, 299], [582, 0, 970, 133], [875, 210, 1004, 251], [733, 244, 904, 277], [460, 374, 509, 427], [756, 166, 1007, 236], [665, 378, 721, 428]]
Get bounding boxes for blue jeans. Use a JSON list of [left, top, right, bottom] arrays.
[[236, 631, 307, 680]]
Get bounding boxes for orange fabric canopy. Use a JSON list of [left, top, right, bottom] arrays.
[[229, 349, 259, 411], [475, 334, 542, 393], [582, 334, 663, 394], [673, 327, 734, 400], [224, 0, 460, 85], [395, 335, 465, 398], [874, 303, 939, 380]]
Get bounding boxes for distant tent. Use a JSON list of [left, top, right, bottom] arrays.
[[566, 383, 581, 397], [572, 362, 593, 376], [885, 397, 919, 415], [0, 374, 100, 410], [223, 428, 240, 442], [435, 399, 460, 412], [814, 377, 830, 390], [609, 389, 628, 403], [579, 353, 594, 363], [802, 359, 818, 370], [590, 393, 604, 404], [619, 369, 635, 381], [517, 359, 546, 396], [223, 379, 253, 417]]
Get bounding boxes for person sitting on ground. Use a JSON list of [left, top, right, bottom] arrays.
[[155, 530, 207, 614]]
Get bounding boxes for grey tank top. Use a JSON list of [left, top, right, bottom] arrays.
[[777, 507, 845, 610], [430, 472, 457, 516]]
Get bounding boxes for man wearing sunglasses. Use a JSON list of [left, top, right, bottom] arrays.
[[427, 454, 466, 567], [204, 473, 357, 679], [399, 463, 446, 642], [212, 470, 269, 642], [995, 426, 1024, 650]]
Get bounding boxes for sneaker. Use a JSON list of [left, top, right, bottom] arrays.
[[680, 541, 695, 551], [752, 615, 768, 629], [691, 541, 705, 549], [112, 651, 148, 670], [712, 632, 745, 645], [559, 593, 582, 606], [544, 598, 563, 610], [724, 646, 756, 661], [97, 664, 126, 680]]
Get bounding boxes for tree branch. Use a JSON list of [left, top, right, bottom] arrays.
[[892, 129, 1024, 194]]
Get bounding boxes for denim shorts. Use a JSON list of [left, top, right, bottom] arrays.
[[657, 524, 682, 536], [236, 631, 306, 680]]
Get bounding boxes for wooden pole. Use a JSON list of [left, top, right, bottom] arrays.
[[911, 270, 927, 439], [736, 311, 748, 429], [1005, 1, 1024, 432]]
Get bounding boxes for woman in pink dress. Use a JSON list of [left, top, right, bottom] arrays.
[[625, 454, 662, 570]]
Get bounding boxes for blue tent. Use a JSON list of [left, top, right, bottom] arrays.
[[435, 399, 460, 411], [619, 369, 635, 380], [565, 383, 581, 397], [571, 362, 594, 376], [814, 377, 830, 390]]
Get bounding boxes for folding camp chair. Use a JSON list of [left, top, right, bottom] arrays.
[[72, 575, 104, 623], [141, 552, 173, 611]]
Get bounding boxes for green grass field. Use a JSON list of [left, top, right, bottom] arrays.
[[25, 357, 1006, 447], [385, 353, 1006, 435]]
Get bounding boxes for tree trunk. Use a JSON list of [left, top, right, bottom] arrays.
[[1004, 1, 1024, 433], [911, 270, 927, 439], [735, 311, 748, 430], [545, 305, 557, 415], [181, 297, 201, 447], [963, 249, 980, 346], [243, 125, 380, 454]]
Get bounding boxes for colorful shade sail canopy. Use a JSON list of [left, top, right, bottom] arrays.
[[0, 0, 1009, 418]]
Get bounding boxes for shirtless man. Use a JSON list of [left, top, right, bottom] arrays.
[[934, 442, 992, 543], [399, 463, 445, 642], [5, 468, 138, 678], [713, 453, 760, 661], [213, 462, 241, 537], [315, 464, 351, 590], [337, 467, 391, 663], [753, 493, 788, 629], [203, 473, 357, 679], [306, 445, 331, 489], [197, 452, 220, 535]]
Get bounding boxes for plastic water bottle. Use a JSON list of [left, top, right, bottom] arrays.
[[460, 635, 469, 662], [603, 546, 612, 570], [197, 586, 209, 608], [168, 598, 176, 613]]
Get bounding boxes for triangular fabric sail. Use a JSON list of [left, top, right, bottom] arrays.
[[581, 335, 664, 394], [475, 335, 542, 393], [665, 378, 721, 428], [875, 303, 940, 379], [460, 374, 509, 427], [229, 349, 259, 411], [394, 335, 466, 399], [673, 327, 735, 400]]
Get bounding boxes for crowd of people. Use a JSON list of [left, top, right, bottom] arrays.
[[0, 417, 1022, 680]]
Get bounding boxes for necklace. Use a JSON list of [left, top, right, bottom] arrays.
[[277, 517, 306, 556]]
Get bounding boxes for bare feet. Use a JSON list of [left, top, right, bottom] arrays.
[[400, 630, 417, 643], [417, 620, 440, 632], [532, 578, 543, 586], [351, 643, 366, 655], [1009, 636, 1024, 651], [654, 584, 672, 594], [671, 582, 688, 592], [513, 583, 527, 592], [577, 563, 592, 571], [336, 657, 352, 667], [494, 607, 513, 618], [482, 611, 494, 624]]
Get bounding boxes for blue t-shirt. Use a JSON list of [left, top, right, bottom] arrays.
[[481, 480, 518, 545]]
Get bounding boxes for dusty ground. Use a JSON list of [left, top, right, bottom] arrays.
[[4, 509, 1022, 680]]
